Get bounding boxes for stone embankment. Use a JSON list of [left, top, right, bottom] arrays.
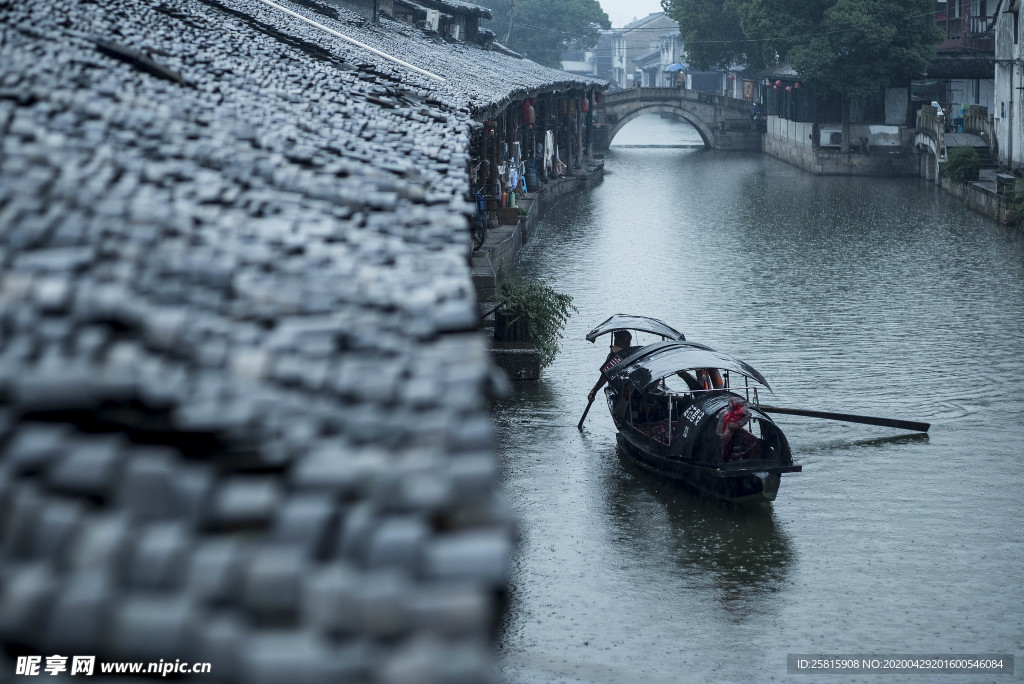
[[0, 0, 601, 680], [941, 169, 1014, 224], [474, 162, 605, 380], [765, 108, 1018, 226], [763, 116, 919, 176]]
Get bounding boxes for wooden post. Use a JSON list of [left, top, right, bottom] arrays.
[[576, 92, 583, 168]]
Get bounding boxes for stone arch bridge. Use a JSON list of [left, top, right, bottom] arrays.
[[593, 87, 762, 152]]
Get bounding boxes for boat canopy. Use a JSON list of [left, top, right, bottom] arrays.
[[586, 314, 686, 343], [605, 341, 773, 392]]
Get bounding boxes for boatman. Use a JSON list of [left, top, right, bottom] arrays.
[[587, 330, 639, 403]]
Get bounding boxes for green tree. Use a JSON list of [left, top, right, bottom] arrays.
[[740, 0, 943, 149], [475, 0, 610, 69], [661, 0, 766, 71], [662, 0, 943, 150]]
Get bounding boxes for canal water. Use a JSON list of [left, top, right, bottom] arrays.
[[492, 116, 1024, 682]]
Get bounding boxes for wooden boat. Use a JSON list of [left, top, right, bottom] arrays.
[[585, 315, 801, 504]]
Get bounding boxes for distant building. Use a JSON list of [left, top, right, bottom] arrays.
[[921, 0, 996, 113], [659, 32, 684, 84], [565, 13, 681, 89], [561, 49, 596, 78], [592, 31, 615, 82], [993, 0, 1023, 167], [634, 32, 683, 87]]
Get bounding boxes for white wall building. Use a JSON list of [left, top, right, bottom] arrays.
[[993, 0, 1024, 167], [561, 49, 596, 77], [598, 13, 681, 89]]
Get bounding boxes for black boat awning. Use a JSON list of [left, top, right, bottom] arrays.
[[586, 315, 686, 343], [605, 341, 773, 392]]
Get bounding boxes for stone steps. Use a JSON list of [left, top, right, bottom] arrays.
[[975, 147, 996, 168], [948, 141, 995, 168]]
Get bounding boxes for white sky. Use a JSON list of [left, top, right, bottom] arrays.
[[600, 0, 666, 28]]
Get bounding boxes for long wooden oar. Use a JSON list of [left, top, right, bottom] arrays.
[[577, 397, 595, 430], [758, 405, 930, 432]]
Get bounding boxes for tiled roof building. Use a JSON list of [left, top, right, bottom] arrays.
[[0, 0, 601, 680]]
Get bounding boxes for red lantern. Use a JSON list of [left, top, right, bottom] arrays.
[[775, 79, 782, 88], [785, 86, 792, 93], [794, 82, 802, 89], [727, 74, 735, 81], [581, 98, 590, 113], [524, 105, 535, 125]]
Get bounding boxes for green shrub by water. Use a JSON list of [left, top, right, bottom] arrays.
[[942, 147, 981, 183], [1009, 175, 1024, 227], [497, 278, 577, 368]]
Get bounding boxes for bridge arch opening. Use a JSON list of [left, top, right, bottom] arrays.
[[607, 105, 713, 148]]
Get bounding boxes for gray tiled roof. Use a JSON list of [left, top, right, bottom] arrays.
[[260, 0, 605, 110], [0, 0, 599, 678]]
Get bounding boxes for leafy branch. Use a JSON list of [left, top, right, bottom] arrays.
[[497, 277, 577, 367]]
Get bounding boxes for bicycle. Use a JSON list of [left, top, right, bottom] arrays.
[[470, 185, 499, 251], [470, 204, 487, 250]]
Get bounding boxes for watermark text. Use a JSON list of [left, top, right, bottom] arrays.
[[15, 655, 211, 677]]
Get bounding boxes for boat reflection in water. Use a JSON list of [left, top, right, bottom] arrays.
[[606, 450, 794, 619]]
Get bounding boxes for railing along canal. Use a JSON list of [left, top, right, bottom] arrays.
[[601, 87, 752, 111], [965, 105, 995, 151]]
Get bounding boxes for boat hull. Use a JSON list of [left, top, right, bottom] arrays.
[[616, 432, 796, 504]]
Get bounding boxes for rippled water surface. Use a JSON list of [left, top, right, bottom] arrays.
[[492, 116, 1024, 682]]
